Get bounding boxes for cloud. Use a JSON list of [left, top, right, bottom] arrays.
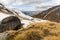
[[57, 0, 60, 5], [12, 0, 51, 6], [12, 0, 23, 6], [0, 0, 59, 11], [0, 0, 14, 4]]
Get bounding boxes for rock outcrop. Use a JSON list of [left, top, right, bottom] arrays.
[[0, 16, 22, 33]]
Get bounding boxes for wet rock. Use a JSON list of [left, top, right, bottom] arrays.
[[0, 16, 22, 33], [33, 5, 60, 22]]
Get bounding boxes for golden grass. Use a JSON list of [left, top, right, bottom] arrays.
[[7, 21, 60, 40]]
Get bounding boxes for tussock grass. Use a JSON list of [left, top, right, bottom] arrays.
[[7, 21, 60, 40]]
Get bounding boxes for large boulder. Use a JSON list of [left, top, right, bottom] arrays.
[[0, 16, 22, 33]]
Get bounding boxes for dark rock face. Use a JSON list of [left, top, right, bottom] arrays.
[[33, 5, 60, 22], [0, 16, 22, 33]]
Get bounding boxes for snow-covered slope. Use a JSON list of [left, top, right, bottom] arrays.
[[0, 3, 48, 28]]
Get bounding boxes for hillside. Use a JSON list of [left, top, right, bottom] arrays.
[[7, 21, 60, 40], [33, 5, 60, 22]]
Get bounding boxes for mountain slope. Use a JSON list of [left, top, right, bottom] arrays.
[[33, 5, 60, 22]]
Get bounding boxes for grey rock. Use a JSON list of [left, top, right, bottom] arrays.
[[0, 32, 8, 40], [0, 16, 22, 33]]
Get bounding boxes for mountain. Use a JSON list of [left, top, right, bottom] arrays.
[[22, 11, 41, 16], [33, 5, 60, 22]]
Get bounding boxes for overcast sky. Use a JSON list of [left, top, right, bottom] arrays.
[[0, 0, 60, 11]]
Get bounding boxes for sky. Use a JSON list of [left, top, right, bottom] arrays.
[[0, 0, 60, 11]]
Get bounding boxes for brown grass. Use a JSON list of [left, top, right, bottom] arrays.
[[7, 21, 60, 40]]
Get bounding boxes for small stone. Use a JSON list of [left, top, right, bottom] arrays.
[[0, 32, 9, 40]]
